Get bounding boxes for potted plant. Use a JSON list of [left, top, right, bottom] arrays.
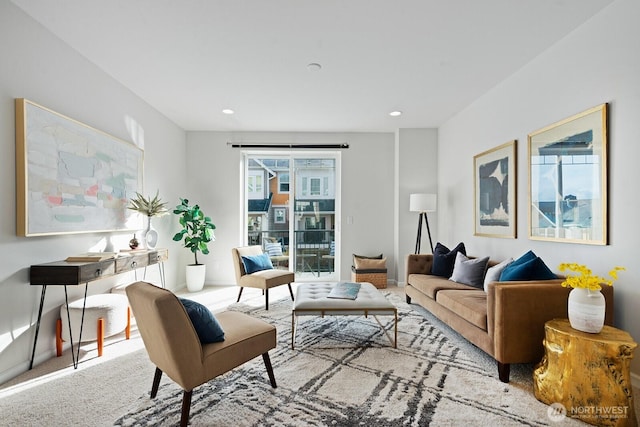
[[127, 190, 169, 249], [172, 198, 216, 292]]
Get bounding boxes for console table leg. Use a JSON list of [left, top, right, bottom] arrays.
[[29, 285, 47, 370], [64, 284, 89, 369]]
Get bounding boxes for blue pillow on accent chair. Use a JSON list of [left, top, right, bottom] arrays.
[[431, 242, 466, 278], [179, 298, 225, 343], [241, 253, 274, 274], [499, 251, 557, 281]]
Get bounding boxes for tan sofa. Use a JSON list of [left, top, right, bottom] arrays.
[[405, 254, 614, 382]]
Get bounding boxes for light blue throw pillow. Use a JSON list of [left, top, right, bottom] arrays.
[[179, 298, 225, 343], [264, 242, 283, 256], [241, 253, 274, 273]]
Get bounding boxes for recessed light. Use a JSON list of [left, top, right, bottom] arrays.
[[307, 63, 322, 71], [389, 111, 402, 117], [222, 109, 235, 115]]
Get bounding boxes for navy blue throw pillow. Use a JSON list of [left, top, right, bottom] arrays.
[[499, 251, 557, 281], [431, 242, 466, 278], [507, 250, 536, 268], [179, 298, 225, 343], [241, 253, 274, 274]]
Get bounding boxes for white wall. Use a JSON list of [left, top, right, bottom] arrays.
[[395, 129, 438, 284], [0, 2, 188, 383], [186, 131, 395, 285], [438, 0, 640, 378]]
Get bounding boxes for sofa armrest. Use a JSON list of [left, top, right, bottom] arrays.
[[487, 280, 614, 364], [405, 254, 433, 283]]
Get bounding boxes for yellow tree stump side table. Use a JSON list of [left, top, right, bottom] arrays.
[[533, 319, 637, 427]]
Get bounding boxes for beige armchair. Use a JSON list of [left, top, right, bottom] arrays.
[[125, 281, 277, 427], [232, 245, 295, 310]]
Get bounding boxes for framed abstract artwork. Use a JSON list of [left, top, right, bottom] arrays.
[[528, 103, 608, 245], [15, 98, 143, 236], [473, 140, 517, 238]]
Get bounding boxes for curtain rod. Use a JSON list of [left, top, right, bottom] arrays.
[[228, 142, 349, 149]]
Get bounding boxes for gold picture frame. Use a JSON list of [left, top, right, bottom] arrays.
[[528, 103, 608, 245], [473, 140, 517, 238], [15, 98, 144, 236]]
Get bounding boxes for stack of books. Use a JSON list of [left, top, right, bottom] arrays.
[[327, 282, 361, 300]]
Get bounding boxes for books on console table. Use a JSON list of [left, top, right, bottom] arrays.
[[65, 252, 119, 262], [327, 282, 361, 300]]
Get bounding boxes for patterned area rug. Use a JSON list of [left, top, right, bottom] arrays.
[[114, 292, 576, 426]]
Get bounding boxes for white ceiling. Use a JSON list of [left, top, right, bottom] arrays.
[[12, 0, 613, 132]]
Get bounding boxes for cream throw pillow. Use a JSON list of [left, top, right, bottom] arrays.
[[483, 257, 514, 292], [353, 257, 386, 270]]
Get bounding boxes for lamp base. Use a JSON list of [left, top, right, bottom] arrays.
[[414, 212, 434, 254]]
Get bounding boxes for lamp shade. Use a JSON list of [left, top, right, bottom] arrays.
[[409, 193, 437, 213]]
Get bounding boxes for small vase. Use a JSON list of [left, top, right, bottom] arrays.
[[129, 234, 139, 250], [567, 287, 606, 333]]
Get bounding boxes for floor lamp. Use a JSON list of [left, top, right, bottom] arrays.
[[410, 193, 436, 254]]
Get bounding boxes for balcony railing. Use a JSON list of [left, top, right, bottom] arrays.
[[247, 229, 335, 275]]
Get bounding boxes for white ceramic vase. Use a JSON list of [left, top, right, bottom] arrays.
[[567, 287, 605, 333], [141, 216, 158, 249], [186, 264, 206, 292]]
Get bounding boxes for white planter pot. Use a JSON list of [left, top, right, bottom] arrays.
[[568, 287, 605, 333], [186, 264, 206, 292]]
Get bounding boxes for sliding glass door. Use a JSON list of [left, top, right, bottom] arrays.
[[244, 152, 339, 280]]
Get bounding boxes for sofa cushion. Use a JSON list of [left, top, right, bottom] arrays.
[[436, 290, 488, 331], [499, 252, 556, 281], [449, 253, 489, 289], [483, 257, 514, 291], [431, 242, 466, 277], [408, 274, 477, 299]]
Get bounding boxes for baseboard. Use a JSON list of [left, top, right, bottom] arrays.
[[0, 349, 55, 386]]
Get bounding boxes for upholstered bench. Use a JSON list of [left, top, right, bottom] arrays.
[[292, 282, 397, 349], [57, 293, 131, 358]]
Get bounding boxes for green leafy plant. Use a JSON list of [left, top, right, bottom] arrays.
[[172, 198, 216, 265], [127, 190, 169, 217]]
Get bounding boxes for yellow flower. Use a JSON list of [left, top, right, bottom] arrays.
[[558, 263, 625, 291]]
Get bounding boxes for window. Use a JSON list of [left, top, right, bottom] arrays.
[[274, 208, 286, 223], [247, 174, 263, 194], [310, 178, 321, 196], [279, 173, 290, 193]]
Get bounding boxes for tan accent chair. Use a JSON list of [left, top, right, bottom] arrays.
[[232, 246, 295, 310], [125, 281, 277, 427]]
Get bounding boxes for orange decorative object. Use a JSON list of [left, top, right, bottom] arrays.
[[126, 307, 131, 340], [97, 318, 104, 357], [55, 319, 63, 357], [534, 319, 637, 426]]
